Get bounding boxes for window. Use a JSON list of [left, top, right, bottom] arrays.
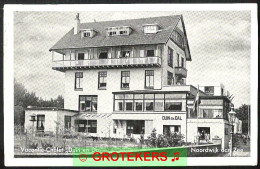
[[75, 120, 97, 133], [188, 108, 197, 118], [165, 102, 182, 111], [134, 94, 143, 111], [79, 95, 98, 112], [114, 94, 124, 111], [121, 71, 130, 89], [143, 25, 158, 34], [145, 70, 154, 89], [78, 53, 84, 60], [83, 32, 91, 37], [144, 94, 154, 111], [199, 109, 223, 119], [204, 86, 215, 96], [168, 47, 173, 67], [108, 31, 117, 36], [75, 72, 83, 90], [198, 127, 210, 140], [122, 51, 131, 58], [120, 30, 127, 35], [37, 115, 45, 132], [163, 125, 181, 136], [99, 52, 108, 59], [98, 71, 107, 89], [177, 53, 180, 67], [181, 57, 184, 67], [167, 71, 174, 85], [154, 94, 164, 111], [146, 50, 155, 57], [125, 94, 133, 111], [127, 120, 145, 135], [172, 31, 184, 48], [114, 93, 186, 112], [64, 116, 71, 129]]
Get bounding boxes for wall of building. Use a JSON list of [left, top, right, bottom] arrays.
[[24, 110, 58, 133], [56, 110, 78, 129], [187, 119, 229, 149], [162, 38, 186, 86], [111, 113, 187, 140], [71, 115, 113, 137], [64, 68, 162, 112], [223, 122, 232, 149]]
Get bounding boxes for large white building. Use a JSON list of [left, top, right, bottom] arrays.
[[24, 14, 233, 149]]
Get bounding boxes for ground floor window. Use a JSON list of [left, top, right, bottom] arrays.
[[36, 115, 45, 132], [75, 120, 97, 133], [126, 120, 145, 135], [198, 127, 210, 140], [163, 125, 181, 136]]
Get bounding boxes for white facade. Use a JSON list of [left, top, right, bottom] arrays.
[[24, 15, 233, 150]]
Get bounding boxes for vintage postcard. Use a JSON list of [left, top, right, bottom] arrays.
[[4, 4, 258, 166]]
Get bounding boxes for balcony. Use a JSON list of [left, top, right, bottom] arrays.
[[52, 57, 161, 71], [175, 67, 187, 78]]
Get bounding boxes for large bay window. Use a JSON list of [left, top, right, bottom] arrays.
[[114, 93, 185, 112]]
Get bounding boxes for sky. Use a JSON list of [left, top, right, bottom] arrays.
[[14, 11, 251, 108]]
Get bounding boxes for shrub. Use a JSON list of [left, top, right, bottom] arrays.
[[147, 128, 185, 148]]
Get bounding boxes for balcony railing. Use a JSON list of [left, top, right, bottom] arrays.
[[175, 67, 187, 78], [52, 57, 161, 71]]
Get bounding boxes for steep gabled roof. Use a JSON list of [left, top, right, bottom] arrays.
[[50, 15, 181, 50], [49, 15, 191, 60]]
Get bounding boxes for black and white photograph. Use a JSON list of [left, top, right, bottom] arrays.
[[4, 4, 258, 167]]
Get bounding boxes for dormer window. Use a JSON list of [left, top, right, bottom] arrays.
[[81, 29, 96, 38], [143, 24, 161, 34], [83, 32, 91, 37], [120, 30, 127, 35], [106, 26, 132, 36]]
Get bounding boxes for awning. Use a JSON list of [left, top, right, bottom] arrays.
[[73, 113, 112, 120]]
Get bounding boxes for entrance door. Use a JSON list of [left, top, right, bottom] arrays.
[[163, 125, 181, 136], [198, 127, 210, 141]]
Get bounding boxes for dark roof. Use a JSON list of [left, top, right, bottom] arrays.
[[26, 106, 78, 112], [187, 95, 231, 102], [50, 15, 182, 50], [113, 90, 189, 94]]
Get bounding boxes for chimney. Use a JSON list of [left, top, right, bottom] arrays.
[[74, 13, 80, 35]]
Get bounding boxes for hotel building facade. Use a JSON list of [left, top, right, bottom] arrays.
[[24, 14, 233, 149]]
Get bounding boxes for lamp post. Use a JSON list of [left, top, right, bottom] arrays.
[[228, 109, 236, 157]]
